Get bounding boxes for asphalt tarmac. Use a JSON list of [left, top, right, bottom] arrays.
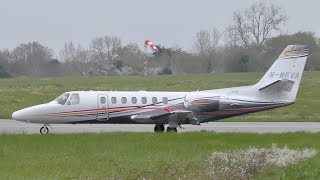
[[1, 120, 320, 134]]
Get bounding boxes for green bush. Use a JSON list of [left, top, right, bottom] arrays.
[[0, 65, 11, 78], [161, 67, 172, 75]]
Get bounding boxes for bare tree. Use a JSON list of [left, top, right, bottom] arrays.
[[0, 49, 11, 66], [193, 30, 212, 57], [226, 2, 287, 49], [118, 43, 143, 69], [0, 49, 12, 77], [59, 41, 77, 62], [193, 28, 221, 72], [119, 43, 142, 57], [91, 35, 122, 64], [90, 37, 106, 63], [11, 42, 53, 76], [211, 28, 221, 47], [59, 42, 91, 76], [75, 44, 91, 76]]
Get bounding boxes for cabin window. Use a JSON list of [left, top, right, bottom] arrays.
[[131, 97, 137, 104], [54, 93, 70, 105], [111, 97, 117, 104], [141, 97, 147, 104], [70, 93, 80, 105], [163, 97, 168, 104], [121, 97, 127, 104], [152, 97, 157, 104], [100, 97, 106, 104]]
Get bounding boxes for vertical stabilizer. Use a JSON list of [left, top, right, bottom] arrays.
[[255, 45, 309, 102]]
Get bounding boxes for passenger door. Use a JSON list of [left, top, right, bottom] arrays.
[[97, 94, 109, 121]]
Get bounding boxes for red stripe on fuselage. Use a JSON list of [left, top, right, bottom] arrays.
[[49, 105, 171, 116]]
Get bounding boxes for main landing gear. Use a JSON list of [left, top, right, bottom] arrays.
[[166, 127, 177, 133], [40, 124, 52, 134], [154, 124, 165, 132], [153, 124, 178, 133]]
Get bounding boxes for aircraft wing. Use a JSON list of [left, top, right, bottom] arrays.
[[131, 109, 200, 125], [131, 111, 172, 121]]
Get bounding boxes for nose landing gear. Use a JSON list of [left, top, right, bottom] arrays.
[[40, 124, 52, 134]]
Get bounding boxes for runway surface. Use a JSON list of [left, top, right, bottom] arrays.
[[1, 120, 320, 134]]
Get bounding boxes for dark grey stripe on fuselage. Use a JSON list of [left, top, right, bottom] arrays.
[[69, 101, 292, 125]]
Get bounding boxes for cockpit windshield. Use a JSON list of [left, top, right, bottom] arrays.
[[52, 93, 80, 105], [54, 93, 70, 105], [69, 93, 80, 105]]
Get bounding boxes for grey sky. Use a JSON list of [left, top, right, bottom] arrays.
[[1, 0, 319, 56]]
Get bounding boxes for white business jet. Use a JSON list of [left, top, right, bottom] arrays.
[[12, 45, 309, 134]]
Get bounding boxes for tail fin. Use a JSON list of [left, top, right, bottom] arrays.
[[255, 45, 309, 102]]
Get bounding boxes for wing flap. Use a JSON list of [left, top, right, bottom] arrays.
[[131, 112, 171, 121], [131, 109, 199, 125]]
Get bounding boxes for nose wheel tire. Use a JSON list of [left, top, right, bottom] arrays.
[[40, 126, 49, 134]]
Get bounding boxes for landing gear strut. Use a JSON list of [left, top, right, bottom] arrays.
[[154, 124, 165, 132], [40, 124, 51, 134], [166, 119, 178, 133]]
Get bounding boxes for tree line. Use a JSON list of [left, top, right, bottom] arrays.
[[1, 2, 319, 78]]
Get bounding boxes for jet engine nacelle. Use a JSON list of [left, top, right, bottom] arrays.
[[184, 94, 231, 112]]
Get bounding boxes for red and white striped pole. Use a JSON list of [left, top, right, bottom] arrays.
[[144, 52, 147, 77]]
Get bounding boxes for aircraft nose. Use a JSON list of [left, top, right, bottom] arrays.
[[12, 104, 51, 123], [12, 110, 26, 122]]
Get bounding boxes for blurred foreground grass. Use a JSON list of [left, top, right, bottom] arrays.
[[0, 132, 320, 179]]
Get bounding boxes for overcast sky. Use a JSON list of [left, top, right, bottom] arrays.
[[1, 0, 319, 56]]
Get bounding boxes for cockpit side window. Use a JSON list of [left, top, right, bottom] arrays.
[[69, 93, 80, 105], [55, 93, 70, 105]]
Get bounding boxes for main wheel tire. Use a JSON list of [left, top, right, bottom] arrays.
[[172, 127, 177, 132], [159, 124, 165, 132], [154, 124, 165, 132], [166, 127, 177, 133], [40, 126, 49, 134]]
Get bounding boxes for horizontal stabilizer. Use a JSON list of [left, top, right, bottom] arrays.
[[259, 79, 294, 92]]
